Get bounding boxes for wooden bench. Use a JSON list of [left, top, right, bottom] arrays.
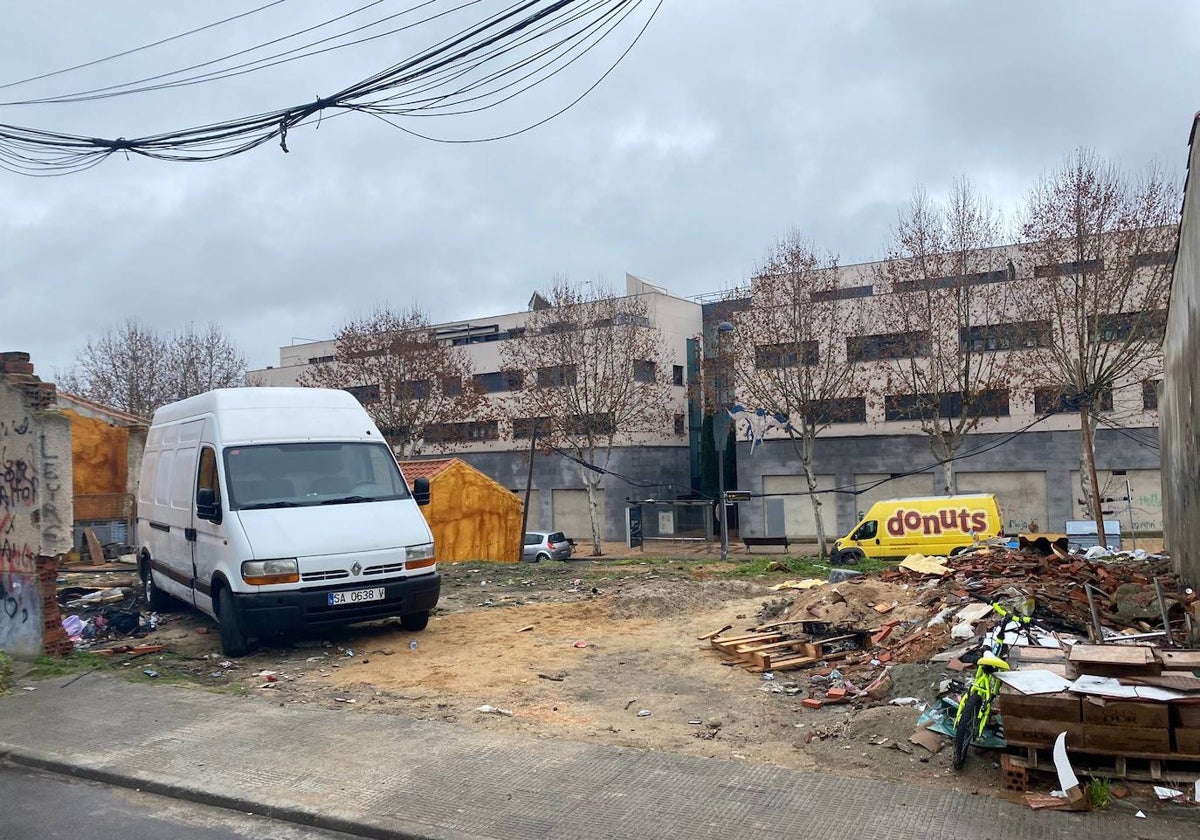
[[741, 535, 790, 554]]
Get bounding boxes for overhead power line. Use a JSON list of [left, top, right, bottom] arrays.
[[0, 0, 662, 176], [0, 0, 292, 92]]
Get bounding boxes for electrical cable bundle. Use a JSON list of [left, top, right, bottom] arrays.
[[0, 0, 662, 176]]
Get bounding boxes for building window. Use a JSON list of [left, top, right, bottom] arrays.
[[633, 360, 656, 383], [307, 354, 335, 364], [442, 376, 463, 397], [672, 365, 684, 386], [1094, 310, 1167, 343], [805, 397, 867, 424], [755, 341, 819, 369], [1143, 379, 1160, 411], [537, 364, 577, 388], [1034, 258, 1104, 278], [1034, 386, 1113, 414], [811, 284, 873, 302], [397, 379, 430, 400], [566, 413, 616, 436], [885, 393, 963, 422], [345, 384, 379, 405], [893, 269, 1008, 294], [847, 331, 930, 362], [513, 416, 550, 439], [473, 370, 524, 393], [674, 413, 685, 435], [1130, 251, 1174, 269], [424, 421, 499, 444], [960, 321, 1051, 352]]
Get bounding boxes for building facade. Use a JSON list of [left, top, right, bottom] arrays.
[[249, 241, 1169, 548], [248, 275, 703, 542]]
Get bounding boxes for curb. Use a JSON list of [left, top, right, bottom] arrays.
[[0, 744, 485, 840]]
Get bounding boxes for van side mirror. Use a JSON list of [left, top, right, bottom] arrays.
[[413, 477, 430, 507], [197, 488, 222, 524]]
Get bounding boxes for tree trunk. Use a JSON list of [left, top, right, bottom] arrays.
[[800, 433, 827, 559], [1080, 405, 1108, 549], [583, 469, 603, 557], [931, 435, 958, 495]]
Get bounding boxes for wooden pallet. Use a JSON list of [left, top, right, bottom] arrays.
[[1008, 744, 1200, 783], [708, 631, 864, 673]]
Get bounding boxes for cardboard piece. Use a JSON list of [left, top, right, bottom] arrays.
[[908, 728, 945, 754], [898, 554, 951, 576], [997, 669, 1072, 696]]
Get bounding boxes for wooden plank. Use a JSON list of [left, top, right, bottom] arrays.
[[84, 528, 105, 566], [754, 654, 817, 672], [1161, 650, 1200, 669], [696, 624, 733, 641], [710, 632, 779, 648], [752, 643, 810, 670], [1068, 644, 1155, 665]]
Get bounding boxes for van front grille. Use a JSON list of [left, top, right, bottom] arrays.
[[363, 562, 405, 576], [302, 569, 350, 582]]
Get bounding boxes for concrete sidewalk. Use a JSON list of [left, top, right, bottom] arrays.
[[0, 673, 1192, 840]]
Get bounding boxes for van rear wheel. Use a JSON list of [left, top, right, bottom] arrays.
[[217, 587, 250, 657], [400, 611, 430, 632]]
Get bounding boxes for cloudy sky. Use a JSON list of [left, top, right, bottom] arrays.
[[2, 0, 1198, 377]]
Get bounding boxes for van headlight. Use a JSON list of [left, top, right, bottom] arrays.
[[242, 558, 299, 585], [406, 542, 436, 569]]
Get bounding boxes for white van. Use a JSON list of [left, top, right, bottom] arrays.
[[136, 387, 440, 656]]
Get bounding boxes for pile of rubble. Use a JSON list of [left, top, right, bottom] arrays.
[[703, 544, 1197, 714]]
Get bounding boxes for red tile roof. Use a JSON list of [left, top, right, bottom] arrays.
[[398, 458, 457, 482]]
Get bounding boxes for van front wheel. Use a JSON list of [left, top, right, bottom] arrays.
[[217, 587, 250, 657], [400, 611, 430, 632]]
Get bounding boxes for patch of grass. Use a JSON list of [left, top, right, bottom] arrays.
[[606, 556, 677, 567], [0, 651, 11, 694], [24, 651, 112, 679], [1086, 778, 1112, 810], [713, 555, 890, 579]]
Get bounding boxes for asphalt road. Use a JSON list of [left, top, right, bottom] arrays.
[[0, 762, 359, 840]]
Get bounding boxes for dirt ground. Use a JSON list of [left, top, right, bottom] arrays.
[[54, 551, 999, 796]]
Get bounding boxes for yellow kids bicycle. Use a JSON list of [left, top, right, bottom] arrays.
[[952, 595, 1036, 770]]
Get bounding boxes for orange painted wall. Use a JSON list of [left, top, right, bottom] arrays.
[[424, 462, 522, 563], [65, 410, 128, 496]]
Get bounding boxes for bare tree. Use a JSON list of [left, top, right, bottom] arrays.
[[501, 279, 674, 556], [299, 305, 482, 457], [169, 323, 247, 401], [62, 318, 244, 418], [876, 180, 1021, 495], [1021, 148, 1179, 547], [729, 232, 862, 559]]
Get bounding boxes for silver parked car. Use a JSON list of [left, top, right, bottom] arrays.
[[522, 531, 573, 562]]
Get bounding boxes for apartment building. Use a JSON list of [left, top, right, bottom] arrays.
[[723, 241, 1169, 543], [248, 275, 703, 541]]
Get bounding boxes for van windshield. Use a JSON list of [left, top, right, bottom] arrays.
[[223, 442, 410, 510]]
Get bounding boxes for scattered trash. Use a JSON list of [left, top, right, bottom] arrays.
[[409, 640, 418, 652], [1153, 786, 1184, 801], [636, 709, 652, 717], [573, 640, 588, 648], [345, 649, 355, 657], [762, 672, 775, 681], [334, 697, 357, 704], [21, 686, 36, 692], [1134, 811, 1146, 819], [537, 672, 566, 682], [476, 704, 513, 716], [142, 669, 158, 678], [517, 625, 535, 633], [688, 719, 703, 725]]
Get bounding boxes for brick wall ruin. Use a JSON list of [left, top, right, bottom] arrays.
[[1, 352, 73, 658]]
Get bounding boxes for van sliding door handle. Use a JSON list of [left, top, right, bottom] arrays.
[[184, 527, 197, 542]]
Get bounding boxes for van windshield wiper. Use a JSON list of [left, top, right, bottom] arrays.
[[319, 495, 382, 505], [239, 500, 302, 510]]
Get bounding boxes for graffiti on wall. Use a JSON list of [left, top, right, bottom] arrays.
[[0, 398, 42, 655]]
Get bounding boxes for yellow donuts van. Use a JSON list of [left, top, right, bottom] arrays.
[[832, 494, 1004, 563]]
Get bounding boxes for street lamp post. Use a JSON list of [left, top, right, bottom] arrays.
[[713, 320, 735, 561]]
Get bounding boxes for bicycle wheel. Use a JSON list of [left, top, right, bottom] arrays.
[[953, 692, 983, 770]]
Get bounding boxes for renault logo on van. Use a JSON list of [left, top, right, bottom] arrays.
[[351, 562, 362, 576]]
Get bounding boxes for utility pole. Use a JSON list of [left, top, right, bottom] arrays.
[[519, 420, 538, 558], [714, 320, 735, 561]]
